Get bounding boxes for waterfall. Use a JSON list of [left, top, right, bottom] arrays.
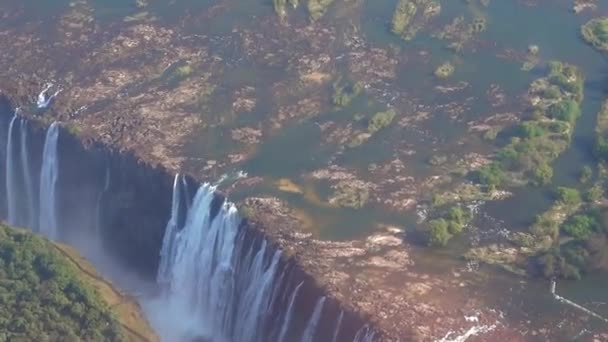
[[94, 165, 110, 237], [278, 281, 304, 342], [233, 242, 282, 342], [332, 310, 344, 342], [37, 83, 61, 109], [38, 122, 60, 240], [157, 174, 182, 286], [301, 296, 326, 342], [6, 115, 19, 226], [153, 181, 289, 342], [20, 118, 36, 229], [354, 325, 377, 342], [1, 116, 378, 341]]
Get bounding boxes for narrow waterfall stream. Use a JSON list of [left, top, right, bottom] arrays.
[[5, 115, 19, 226], [38, 122, 59, 239], [1, 112, 378, 342]]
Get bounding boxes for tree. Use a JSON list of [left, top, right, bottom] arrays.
[[580, 165, 593, 183], [556, 187, 581, 206], [532, 162, 553, 185], [0, 225, 124, 341], [427, 219, 452, 247], [562, 214, 597, 239], [549, 100, 581, 123]]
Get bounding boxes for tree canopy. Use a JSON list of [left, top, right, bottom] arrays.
[[0, 225, 124, 341]]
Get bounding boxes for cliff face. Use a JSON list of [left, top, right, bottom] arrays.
[[0, 97, 379, 340], [0, 99, 173, 278]]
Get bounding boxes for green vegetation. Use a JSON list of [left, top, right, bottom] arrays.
[[329, 181, 370, 209], [390, 0, 439, 41], [563, 214, 598, 239], [161, 62, 194, 86], [594, 100, 608, 161], [580, 165, 592, 183], [307, 0, 334, 20], [556, 186, 582, 206], [434, 62, 455, 79], [347, 109, 396, 148], [0, 225, 124, 341], [471, 62, 584, 189], [426, 205, 472, 246], [533, 98, 608, 279], [581, 17, 608, 53], [427, 219, 451, 247], [434, 14, 487, 52], [273, 0, 288, 19], [332, 78, 363, 107], [273, 0, 299, 20], [548, 99, 581, 123], [391, 0, 417, 38], [368, 109, 396, 134]]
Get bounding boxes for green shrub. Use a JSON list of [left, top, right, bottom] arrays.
[[542, 86, 561, 99], [584, 184, 603, 203], [562, 214, 598, 239], [547, 121, 569, 134], [536, 250, 582, 280], [427, 219, 452, 247], [307, 0, 334, 20], [391, 0, 417, 36], [556, 187, 582, 206], [549, 100, 581, 123], [446, 206, 471, 234], [581, 18, 608, 53], [474, 162, 504, 188], [483, 128, 499, 141], [518, 121, 546, 138], [594, 136, 608, 161], [548, 61, 563, 75], [434, 62, 455, 79], [580, 165, 593, 183], [531, 162, 553, 185], [273, 0, 288, 19], [368, 109, 396, 134], [531, 213, 560, 238], [332, 79, 363, 107]]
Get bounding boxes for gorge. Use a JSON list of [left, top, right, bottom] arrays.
[[0, 98, 377, 341]]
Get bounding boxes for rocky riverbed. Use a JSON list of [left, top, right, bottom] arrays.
[[1, 0, 608, 340]]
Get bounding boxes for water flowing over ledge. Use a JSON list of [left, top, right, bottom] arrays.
[[0, 97, 381, 341]]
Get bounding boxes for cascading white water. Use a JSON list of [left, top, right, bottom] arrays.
[[301, 296, 326, 342], [152, 178, 380, 342], [353, 325, 377, 342], [332, 310, 345, 342], [152, 181, 290, 342], [38, 122, 60, 240], [6, 115, 19, 226], [37, 83, 61, 109], [2, 116, 378, 341], [156, 173, 182, 286], [278, 281, 304, 342], [20, 118, 36, 229]]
